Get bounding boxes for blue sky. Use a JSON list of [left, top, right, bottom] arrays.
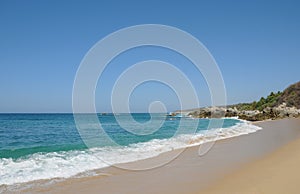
[[0, 0, 299, 113]]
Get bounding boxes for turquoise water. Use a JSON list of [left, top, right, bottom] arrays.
[[0, 113, 238, 159], [0, 113, 261, 185]]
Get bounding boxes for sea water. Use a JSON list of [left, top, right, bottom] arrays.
[[0, 113, 261, 186]]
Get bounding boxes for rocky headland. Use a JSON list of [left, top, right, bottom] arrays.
[[175, 81, 300, 121]]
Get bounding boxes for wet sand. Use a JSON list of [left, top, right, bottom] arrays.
[[15, 118, 300, 194]]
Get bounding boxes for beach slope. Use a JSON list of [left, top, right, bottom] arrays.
[[25, 118, 300, 194], [203, 119, 300, 194]]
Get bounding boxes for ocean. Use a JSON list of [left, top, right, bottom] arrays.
[[0, 113, 261, 186]]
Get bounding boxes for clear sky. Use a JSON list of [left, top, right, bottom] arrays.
[[0, 0, 299, 113]]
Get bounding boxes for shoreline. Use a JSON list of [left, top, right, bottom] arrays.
[[0, 117, 258, 187], [11, 117, 299, 194]]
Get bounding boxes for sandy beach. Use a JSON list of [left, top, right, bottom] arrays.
[[1, 1, 299, 193], [12, 118, 300, 194], [202, 130, 300, 194]]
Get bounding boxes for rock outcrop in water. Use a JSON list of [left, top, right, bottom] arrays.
[[176, 81, 300, 121]]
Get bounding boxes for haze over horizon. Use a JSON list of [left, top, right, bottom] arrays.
[[1, 0, 300, 113]]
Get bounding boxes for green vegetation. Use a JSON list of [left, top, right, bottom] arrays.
[[255, 91, 282, 111], [231, 81, 300, 111]]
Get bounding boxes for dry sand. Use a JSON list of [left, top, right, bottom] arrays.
[[202, 118, 300, 194], [15, 118, 300, 194]]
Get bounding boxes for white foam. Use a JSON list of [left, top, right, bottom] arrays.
[[0, 120, 261, 186]]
